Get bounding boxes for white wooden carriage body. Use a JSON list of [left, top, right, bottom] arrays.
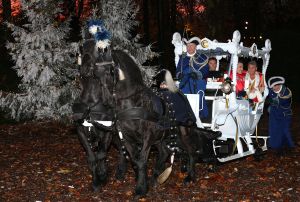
[[173, 30, 271, 162]]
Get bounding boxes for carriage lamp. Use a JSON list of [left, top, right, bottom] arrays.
[[201, 39, 209, 48], [221, 78, 233, 95]]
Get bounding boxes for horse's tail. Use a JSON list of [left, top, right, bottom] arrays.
[[165, 70, 178, 93]]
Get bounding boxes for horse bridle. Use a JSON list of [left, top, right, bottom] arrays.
[[78, 50, 117, 121]]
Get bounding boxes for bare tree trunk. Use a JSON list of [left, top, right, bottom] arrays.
[[67, 0, 82, 42], [157, 0, 164, 65], [77, 0, 84, 18], [143, 0, 150, 43], [170, 0, 176, 33], [157, 0, 173, 70], [2, 0, 12, 22]]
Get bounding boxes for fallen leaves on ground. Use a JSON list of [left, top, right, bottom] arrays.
[[0, 106, 300, 201]]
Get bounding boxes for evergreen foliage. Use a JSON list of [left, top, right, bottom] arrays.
[[93, 0, 158, 86], [0, 0, 80, 121]]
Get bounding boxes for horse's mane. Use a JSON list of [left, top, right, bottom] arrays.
[[112, 50, 144, 86]]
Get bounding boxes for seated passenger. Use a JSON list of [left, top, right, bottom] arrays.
[[228, 61, 247, 97], [207, 57, 224, 82], [155, 69, 196, 126], [176, 33, 209, 118], [244, 61, 265, 103]]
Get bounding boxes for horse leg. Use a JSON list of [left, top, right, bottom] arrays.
[[184, 152, 196, 184], [76, 126, 99, 191], [179, 126, 196, 184], [135, 146, 151, 197], [206, 140, 219, 172], [95, 130, 112, 187], [125, 141, 151, 197], [113, 135, 128, 181], [150, 141, 169, 186], [180, 152, 188, 173]]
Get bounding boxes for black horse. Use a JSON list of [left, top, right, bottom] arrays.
[[75, 38, 221, 197], [108, 50, 221, 196], [72, 39, 127, 191]]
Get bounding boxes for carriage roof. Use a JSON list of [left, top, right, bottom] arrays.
[[172, 30, 272, 86], [172, 30, 271, 59]]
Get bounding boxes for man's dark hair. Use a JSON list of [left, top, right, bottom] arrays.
[[238, 59, 244, 64], [248, 60, 257, 67], [208, 57, 217, 62]]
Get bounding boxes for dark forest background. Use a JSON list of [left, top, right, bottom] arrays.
[[0, 0, 299, 100]]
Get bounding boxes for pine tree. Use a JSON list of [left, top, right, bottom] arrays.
[[93, 0, 158, 86], [0, 0, 80, 121]]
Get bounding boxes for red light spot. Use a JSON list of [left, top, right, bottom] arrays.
[[11, 0, 21, 17], [194, 4, 205, 13], [177, 3, 205, 16]]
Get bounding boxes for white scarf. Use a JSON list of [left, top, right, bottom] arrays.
[[244, 72, 263, 102], [244, 72, 260, 91], [187, 52, 196, 57]]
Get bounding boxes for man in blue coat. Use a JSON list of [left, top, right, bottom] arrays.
[[176, 36, 209, 119], [267, 76, 295, 153]]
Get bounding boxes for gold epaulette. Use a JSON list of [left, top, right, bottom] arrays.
[[279, 87, 292, 99]]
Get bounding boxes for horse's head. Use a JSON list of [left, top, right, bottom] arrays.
[[110, 50, 144, 98], [77, 39, 115, 107]]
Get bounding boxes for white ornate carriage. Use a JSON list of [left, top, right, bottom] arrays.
[[172, 30, 271, 162]]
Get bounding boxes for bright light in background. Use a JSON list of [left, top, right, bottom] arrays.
[[245, 26, 248, 29], [245, 21, 248, 24], [259, 36, 263, 39]]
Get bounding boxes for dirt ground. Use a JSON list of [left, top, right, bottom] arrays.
[[0, 106, 299, 202]]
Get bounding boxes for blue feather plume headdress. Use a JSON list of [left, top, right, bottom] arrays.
[[87, 19, 111, 49]]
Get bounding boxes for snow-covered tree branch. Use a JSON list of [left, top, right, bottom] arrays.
[[0, 0, 80, 121], [92, 0, 158, 86]]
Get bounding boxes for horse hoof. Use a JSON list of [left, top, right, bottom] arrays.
[[96, 174, 108, 187], [134, 194, 147, 201], [181, 164, 188, 173], [115, 170, 126, 181], [92, 182, 101, 192], [135, 186, 147, 197], [134, 194, 146, 201], [207, 165, 217, 173], [183, 175, 194, 185], [149, 177, 158, 188]]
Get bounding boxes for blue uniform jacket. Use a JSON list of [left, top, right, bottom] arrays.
[[268, 85, 294, 149], [176, 52, 209, 118], [268, 85, 292, 118]]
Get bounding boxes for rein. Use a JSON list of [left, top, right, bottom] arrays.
[[80, 100, 112, 121], [79, 58, 116, 123], [95, 61, 115, 66], [117, 107, 160, 122]]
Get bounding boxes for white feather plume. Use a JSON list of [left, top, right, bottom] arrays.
[[89, 25, 98, 35], [96, 39, 111, 49]]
